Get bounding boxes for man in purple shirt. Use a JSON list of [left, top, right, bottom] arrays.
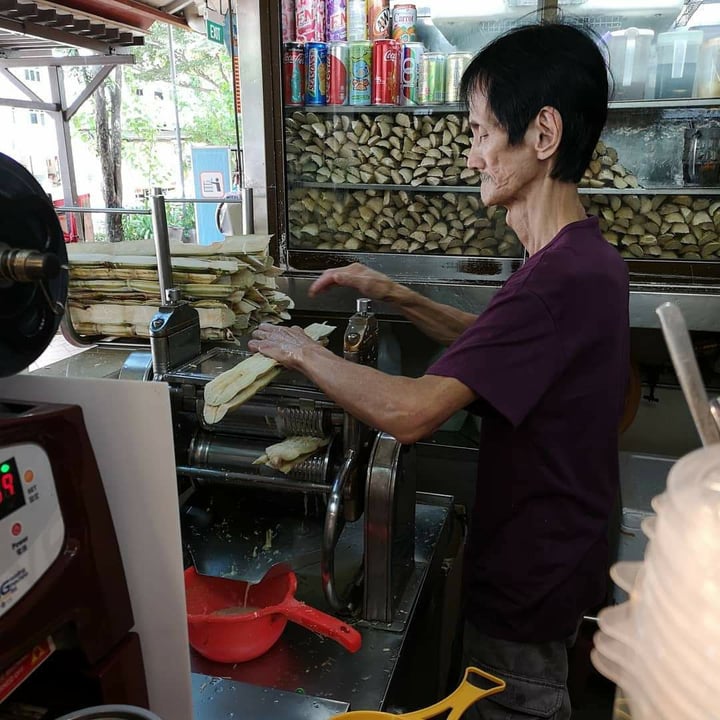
[[250, 22, 629, 719]]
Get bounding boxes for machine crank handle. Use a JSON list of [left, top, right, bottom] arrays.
[[322, 448, 357, 613], [279, 597, 362, 653]]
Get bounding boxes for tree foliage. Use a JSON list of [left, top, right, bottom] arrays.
[[71, 19, 237, 238]]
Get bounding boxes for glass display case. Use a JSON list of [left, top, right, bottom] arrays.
[[234, 1, 720, 328]]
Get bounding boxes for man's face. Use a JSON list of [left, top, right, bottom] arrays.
[[466, 91, 537, 209]]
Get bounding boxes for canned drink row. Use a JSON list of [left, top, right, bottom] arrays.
[[284, 41, 473, 107], [283, 0, 417, 45]]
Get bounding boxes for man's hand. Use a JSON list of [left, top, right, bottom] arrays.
[[248, 323, 325, 371], [308, 262, 396, 301]]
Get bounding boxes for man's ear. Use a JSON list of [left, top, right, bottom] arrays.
[[532, 105, 563, 161]]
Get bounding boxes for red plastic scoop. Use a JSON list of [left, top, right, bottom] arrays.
[[184, 566, 362, 663]]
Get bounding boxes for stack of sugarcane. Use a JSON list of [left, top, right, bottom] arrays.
[[65, 235, 294, 340]]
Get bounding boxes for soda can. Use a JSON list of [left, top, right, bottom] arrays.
[[305, 42, 328, 104], [400, 41, 423, 105], [368, 0, 390, 41], [372, 39, 400, 105], [392, 4, 416, 43], [446, 52, 473, 103], [326, 0, 347, 41], [281, 0, 296, 42], [296, 0, 325, 42], [328, 41, 349, 104], [283, 41, 306, 106], [348, 40, 372, 105], [419, 52, 446, 104], [346, 0, 367, 41]]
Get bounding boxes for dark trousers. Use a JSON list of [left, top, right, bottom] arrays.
[[461, 620, 575, 719]]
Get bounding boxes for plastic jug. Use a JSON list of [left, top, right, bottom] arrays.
[[607, 27, 654, 100], [655, 28, 704, 99], [695, 37, 720, 97]]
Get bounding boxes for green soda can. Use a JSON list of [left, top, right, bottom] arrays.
[[419, 52, 446, 105], [349, 40, 372, 105]]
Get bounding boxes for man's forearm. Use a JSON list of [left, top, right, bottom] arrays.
[[385, 283, 477, 345]]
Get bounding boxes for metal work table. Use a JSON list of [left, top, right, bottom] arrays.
[[184, 487, 454, 716]]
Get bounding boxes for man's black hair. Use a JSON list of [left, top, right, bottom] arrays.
[[459, 22, 609, 184]]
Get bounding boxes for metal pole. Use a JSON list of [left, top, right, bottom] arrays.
[[168, 24, 186, 198], [151, 189, 175, 304]]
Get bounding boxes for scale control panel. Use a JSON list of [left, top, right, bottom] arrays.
[[0, 443, 64, 619]]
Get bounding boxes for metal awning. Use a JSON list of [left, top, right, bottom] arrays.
[[0, 0, 198, 55]]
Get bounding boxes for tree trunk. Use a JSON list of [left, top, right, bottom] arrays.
[[95, 66, 124, 242]]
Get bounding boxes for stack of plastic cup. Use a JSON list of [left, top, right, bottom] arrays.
[[591, 444, 720, 720]]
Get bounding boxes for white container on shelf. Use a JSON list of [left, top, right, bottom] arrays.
[[695, 36, 720, 98], [607, 27, 655, 101], [655, 27, 704, 99]]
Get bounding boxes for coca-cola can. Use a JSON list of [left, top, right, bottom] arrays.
[[283, 41, 305, 106], [282, 0, 296, 42], [392, 4, 417, 43], [296, 0, 325, 42], [401, 41, 423, 105], [368, 0, 390, 41], [326, 0, 347, 41], [372, 38, 400, 105], [328, 41, 349, 104]]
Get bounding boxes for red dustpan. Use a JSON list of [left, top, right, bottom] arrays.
[[184, 566, 362, 663]]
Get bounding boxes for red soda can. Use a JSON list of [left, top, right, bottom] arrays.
[[368, 0, 390, 41], [283, 41, 305, 106], [326, 0, 347, 41], [296, 0, 325, 42], [372, 39, 400, 105], [282, 0, 296, 42], [328, 41, 349, 104]]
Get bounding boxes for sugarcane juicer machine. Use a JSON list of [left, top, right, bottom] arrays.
[[120, 192, 417, 624]]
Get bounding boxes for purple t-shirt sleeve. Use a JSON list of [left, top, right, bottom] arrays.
[[427, 287, 563, 427]]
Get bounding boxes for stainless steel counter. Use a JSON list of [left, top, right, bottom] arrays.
[[185, 490, 455, 716]]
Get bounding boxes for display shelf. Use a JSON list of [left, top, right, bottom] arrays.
[[284, 103, 466, 115], [578, 186, 720, 196], [284, 99, 720, 115], [289, 180, 480, 193], [290, 181, 720, 196], [608, 98, 720, 111]]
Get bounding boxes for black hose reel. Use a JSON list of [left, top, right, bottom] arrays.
[[0, 151, 68, 377]]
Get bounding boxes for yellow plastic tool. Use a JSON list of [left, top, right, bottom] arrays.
[[332, 666, 506, 720]]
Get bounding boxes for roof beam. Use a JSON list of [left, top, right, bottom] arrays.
[[0, 64, 43, 100], [0, 13, 136, 51], [0, 95, 57, 109], [0, 51, 134, 65]]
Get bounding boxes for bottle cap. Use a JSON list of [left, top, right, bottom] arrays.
[[357, 298, 373, 314]]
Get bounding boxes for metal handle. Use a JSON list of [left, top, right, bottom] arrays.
[[321, 448, 356, 612], [656, 302, 720, 446], [150, 189, 176, 305]]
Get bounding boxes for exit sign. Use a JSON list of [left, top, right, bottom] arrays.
[[206, 18, 224, 44]]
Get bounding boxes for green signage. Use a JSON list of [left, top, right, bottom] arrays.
[[206, 19, 224, 45]]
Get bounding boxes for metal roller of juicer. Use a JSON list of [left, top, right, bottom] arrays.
[[0, 152, 68, 378]]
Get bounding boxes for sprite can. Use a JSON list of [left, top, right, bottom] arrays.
[[419, 52, 446, 105]]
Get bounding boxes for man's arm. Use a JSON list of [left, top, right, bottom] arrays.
[[248, 324, 476, 444], [309, 264, 476, 346]]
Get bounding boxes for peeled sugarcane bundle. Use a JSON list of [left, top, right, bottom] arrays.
[[253, 436, 330, 474], [65, 235, 295, 339], [202, 322, 335, 425], [69, 301, 235, 340]]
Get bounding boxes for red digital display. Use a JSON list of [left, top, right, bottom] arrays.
[[0, 458, 26, 522]]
